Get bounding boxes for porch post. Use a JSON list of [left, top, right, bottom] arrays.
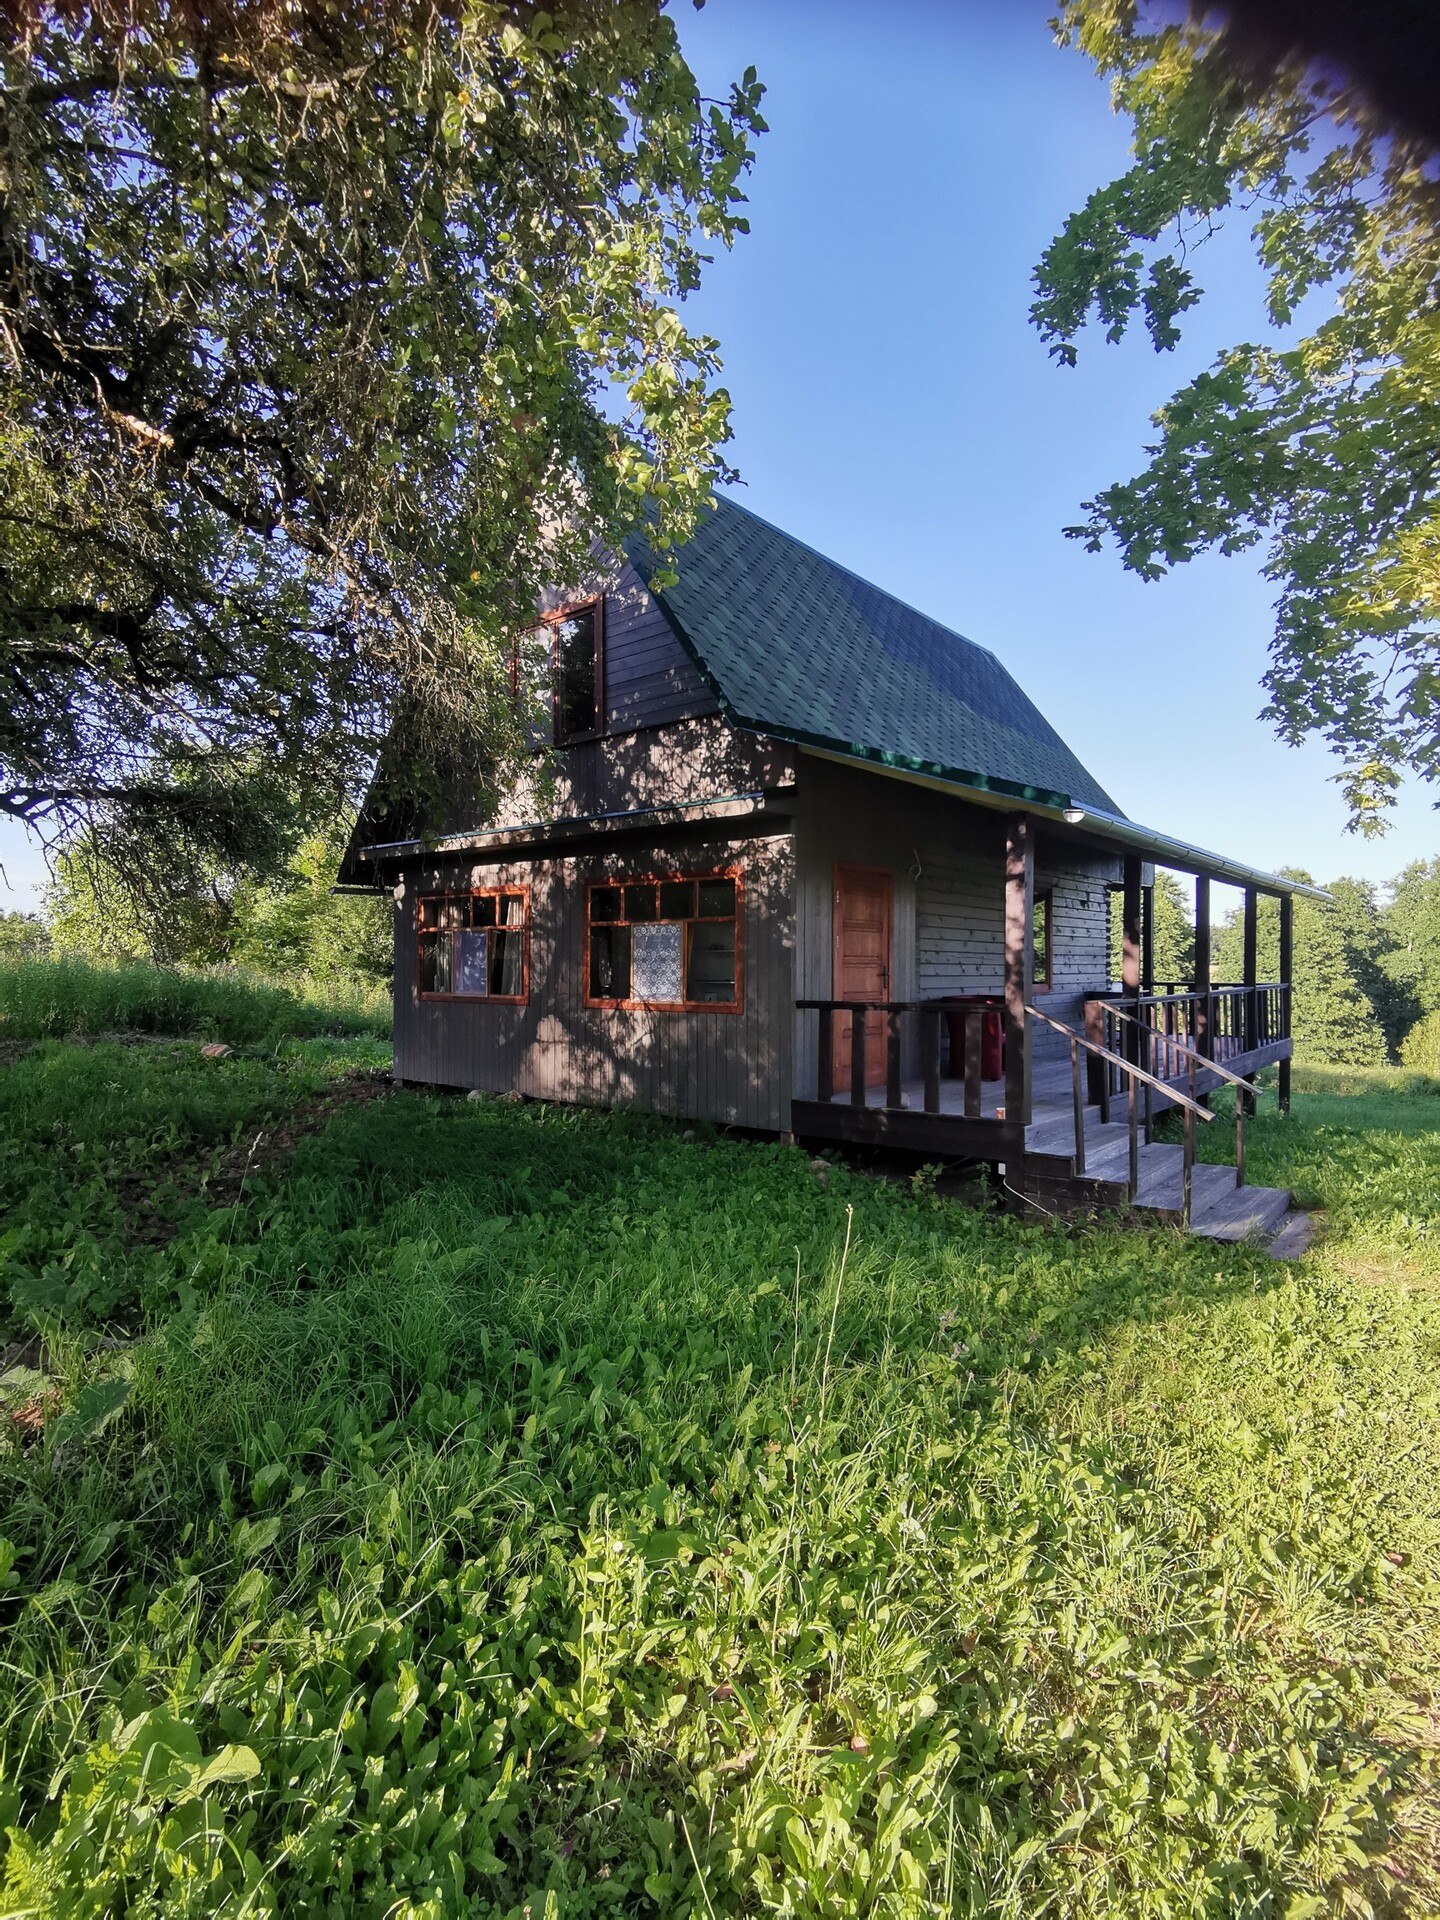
[[1240, 885, 1259, 1114], [1004, 814, 1034, 1127], [1193, 875, 1212, 1059], [1243, 888, 1259, 1042], [1141, 880, 1155, 995], [1121, 855, 1143, 1067], [1278, 891, 1294, 1114]]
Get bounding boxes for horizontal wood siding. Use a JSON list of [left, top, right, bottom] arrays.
[[393, 832, 795, 1130]]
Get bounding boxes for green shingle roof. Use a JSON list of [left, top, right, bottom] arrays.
[[624, 495, 1120, 815]]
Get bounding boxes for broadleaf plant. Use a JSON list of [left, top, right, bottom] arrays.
[[1033, 0, 1440, 833], [0, 0, 765, 889]]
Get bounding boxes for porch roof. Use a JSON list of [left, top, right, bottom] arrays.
[[801, 746, 1330, 900]]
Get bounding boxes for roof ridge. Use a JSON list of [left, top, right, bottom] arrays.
[[704, 492, 1004, 668]]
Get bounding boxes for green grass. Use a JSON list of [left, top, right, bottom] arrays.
[[1186, 1068, 1440, 1259], [0, 1033, 1436, 1916], [0, 954, 390, 1048]]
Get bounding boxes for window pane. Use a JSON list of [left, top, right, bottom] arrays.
[[490, 928, 524, 997], [471, 893, 497, 927], [589, 923, 630, 1000], [439, 897, 465, 930], [497, 893, 525, 926], [554, 607, 598, 740], [633, 922, 683, 1001], [454, 927, 489, 995], [697, 877, 736, 918], [659, 879, 696, 921], [1032, 897, 1050, 983], [418, 898, 441, 930], [591, 885, 622, 923], [425, 929, 455, 994], [686, 922, 736, 1003], [624, 883, 658, 922]]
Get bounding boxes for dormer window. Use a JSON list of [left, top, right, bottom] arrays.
[[549, 598, 603, 743]]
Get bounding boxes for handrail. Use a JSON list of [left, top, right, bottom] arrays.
[[1024, 1004, 1213, 1121], [1102, 1003, 1271, 1103], [1026, 1002, 1210, 1224]]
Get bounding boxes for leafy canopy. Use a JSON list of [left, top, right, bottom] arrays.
[[0, 0, 764, 884], [1034, 0, 1440, 832]]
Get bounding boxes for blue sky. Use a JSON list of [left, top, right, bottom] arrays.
[[2, 0, 1434, 917], [669, 0, 1438, 911]]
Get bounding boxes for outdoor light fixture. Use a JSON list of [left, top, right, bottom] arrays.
[[1062, 808, 1086, 824]]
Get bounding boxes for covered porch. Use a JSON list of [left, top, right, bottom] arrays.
[[791, 806, 1313, 1232]]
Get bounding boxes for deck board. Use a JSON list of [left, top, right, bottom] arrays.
[[799, 1036, 1292, 1242]]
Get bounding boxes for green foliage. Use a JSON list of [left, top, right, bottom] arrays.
[[1324, 876, 1418, 1057], [0, 912, 49, 963], [1, 2, 765, 874], [1107, 868, 1193, 983], [47, 818, 391, 984], [1384, 858, 1440, 1019], [1400, 1010, 1440, 1072], [1036, 2, 1440, 828], [0, 1045, 1436, 1913], [1214, 878, 1387, 1065], [0, 955, 389, 1048]]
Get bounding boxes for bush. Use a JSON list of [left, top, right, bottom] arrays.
[[1400, 1009, 1440, 1073], [0, 955, 389, 1047]]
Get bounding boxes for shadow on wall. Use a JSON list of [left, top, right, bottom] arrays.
[[515, 836, 795, 1132]]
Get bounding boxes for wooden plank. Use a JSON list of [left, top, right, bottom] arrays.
[[1193, 875, 1212, 1059], [886, 1010, 903, 1110], [1278, 892, 1294, 1114], [963, 1010, 982, 1119], [1141, 882, 1154, 996], [923, 1006, 941, 1114], [792, 1101, 1021, 1161], [850, 1010, 867, 1107]]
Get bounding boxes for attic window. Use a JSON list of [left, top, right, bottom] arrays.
[[417, 887, 529, 1001], [585, 870, 740, 1011], [550, 599, 603, 743]]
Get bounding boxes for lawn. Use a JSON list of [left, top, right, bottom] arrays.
[[1, 997, 1436, 1917]]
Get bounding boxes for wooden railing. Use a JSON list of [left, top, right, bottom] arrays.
[[795, 998, 998, 1116], [1086, 983, 1289, 1102], [1027, 1003, 1216, 1224], [1099, 1001, 1280, 1193]]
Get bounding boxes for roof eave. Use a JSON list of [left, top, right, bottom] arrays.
[[799, 748, 1330, 899]]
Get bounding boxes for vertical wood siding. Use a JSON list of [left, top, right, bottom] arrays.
[[393, 833, 795, 1131], [540, 558, 716, 734]]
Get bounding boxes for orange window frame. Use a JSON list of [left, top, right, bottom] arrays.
[[583, 866, 743, 1013], [416, 885, 531, 1003], [541, 594, 605, 744]]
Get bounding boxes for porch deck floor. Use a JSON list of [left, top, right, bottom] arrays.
[[821, 1039, 1291, 1240], [826, 1036, 1250, 1148]]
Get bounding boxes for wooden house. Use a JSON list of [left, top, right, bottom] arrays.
[[342, 497, 1319, 1238]]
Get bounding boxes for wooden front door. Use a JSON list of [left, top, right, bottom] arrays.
[[833, 864, 892, 1088]]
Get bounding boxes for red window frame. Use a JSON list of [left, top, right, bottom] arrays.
[[537, 595, 605, 744], [416, 885, 531, 1003], [583, 866, 743, 1013]]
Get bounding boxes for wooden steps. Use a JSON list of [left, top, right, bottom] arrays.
[[1018, 1101, 1294, 1245]]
